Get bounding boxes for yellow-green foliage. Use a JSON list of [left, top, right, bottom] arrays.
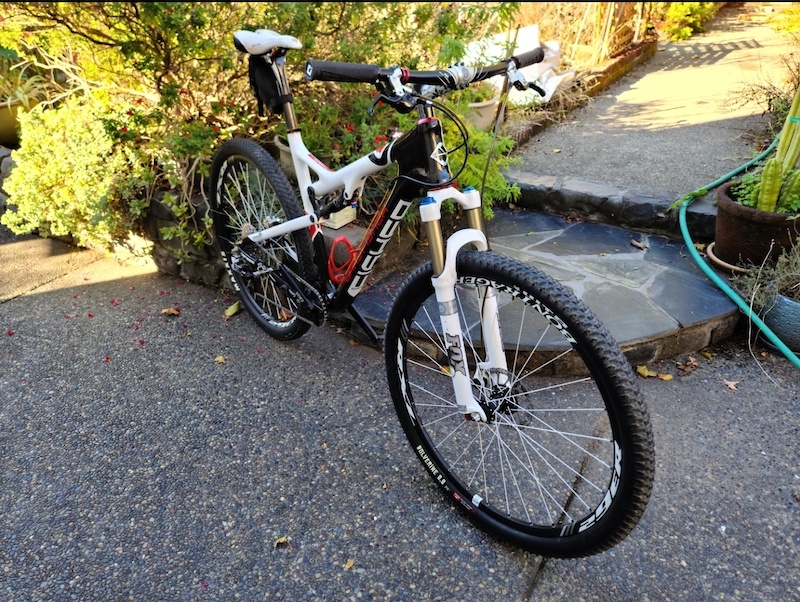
[[757, 157, 783, 212], [653, 2, 721, 41], [769, 4, 800, 35], [777, 170, 800, 213], [1, 94, 148, 249]]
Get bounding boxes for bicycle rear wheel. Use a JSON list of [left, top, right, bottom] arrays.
[[211, 137, 318, 340], [383, 250, 654, 558]]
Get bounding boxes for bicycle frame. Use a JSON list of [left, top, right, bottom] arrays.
[[215, 32, 656, 555], [246, 57, 511, 420]]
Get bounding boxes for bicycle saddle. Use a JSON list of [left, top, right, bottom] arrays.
[[234, 29, 302, 55]]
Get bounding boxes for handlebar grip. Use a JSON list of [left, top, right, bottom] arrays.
[[511, 47, 545, 69], [304, 59, 382, 83]]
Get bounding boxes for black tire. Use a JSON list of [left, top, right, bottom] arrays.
[[384, 250, 654, 558], [210, 137, 317, 340]]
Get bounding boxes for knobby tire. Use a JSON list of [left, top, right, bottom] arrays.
[[210, 138, 317, 341], [383, 251, 655, 558]]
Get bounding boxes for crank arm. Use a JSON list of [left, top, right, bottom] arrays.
[[274, 264, 319, 315], [231, 249, 322, 327]]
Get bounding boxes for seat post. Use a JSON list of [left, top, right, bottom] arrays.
[[271, 54, 299, 130]]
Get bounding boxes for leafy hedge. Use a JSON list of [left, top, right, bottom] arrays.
[[652, 2, 722, 41], [0, 2, 523, 257], [2, 94, 147, 248]]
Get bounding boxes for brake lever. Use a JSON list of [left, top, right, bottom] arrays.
[[368, 87, 416, 116], [367, 92, 384, 117], [529, 82, 546, 97], [509, 78, 547, 98]]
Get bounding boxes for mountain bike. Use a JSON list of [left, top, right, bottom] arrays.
[[209, 28, 655, 558]]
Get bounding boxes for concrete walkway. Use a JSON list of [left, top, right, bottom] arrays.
[[350, 3, 795, 365], [507, 1, 791, 241], [1, 3, 799, 601]]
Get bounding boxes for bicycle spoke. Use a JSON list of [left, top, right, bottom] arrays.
[[211, 138, 316, 340], [385, 251, 653, 555]]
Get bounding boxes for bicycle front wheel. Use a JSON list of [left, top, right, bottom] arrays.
[[383, 251, 654, 558], [211, 137, 317, 340]]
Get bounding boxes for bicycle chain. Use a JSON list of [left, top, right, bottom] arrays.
[[281, 261, 328, 327], [232, 246, 328, 328]]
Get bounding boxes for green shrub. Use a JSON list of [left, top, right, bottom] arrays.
[[0, 1, 524, 258], [1, 95, 149, 249], [101, 105, 224, 258], [653, 2, 721, 41], [445, 119, 521, 221]]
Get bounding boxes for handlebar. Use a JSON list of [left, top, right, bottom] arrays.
[[304, 47, 545, 91]]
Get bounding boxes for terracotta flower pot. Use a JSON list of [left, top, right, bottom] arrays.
[[714, 181, 800, 267], [0, 100, 24, 148]]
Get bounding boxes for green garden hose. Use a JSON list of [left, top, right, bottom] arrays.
[[676, 135, 800, 370]]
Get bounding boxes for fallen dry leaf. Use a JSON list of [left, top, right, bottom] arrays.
[[344, 559, 355, 571], [724, 379, 739, 391], [214, 355, 226, 364], [701, 350, 714, 360], [552, 148, 561, 153], [274, 536, 289, 549], [636, 365, 657, 378], [676, 355, 699, 376], [224, 301, 241, 318], [636, 365, 673, 380], [161, 307, 181, 316]]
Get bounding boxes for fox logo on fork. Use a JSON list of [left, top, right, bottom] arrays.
[[445, 333, 467, 377]]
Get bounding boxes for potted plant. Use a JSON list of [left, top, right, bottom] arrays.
[[449, 80, 503, 131], [732, 238, 800, 353], [711, 84, 800, 269], [0, 50, 55, 149]]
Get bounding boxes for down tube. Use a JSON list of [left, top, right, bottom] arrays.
[[329, 183, 418, 313]]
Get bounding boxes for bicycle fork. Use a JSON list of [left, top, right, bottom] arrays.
[[420, 187, 509, 423]]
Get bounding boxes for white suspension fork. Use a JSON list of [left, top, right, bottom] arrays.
[[420, 189, 510, 422]]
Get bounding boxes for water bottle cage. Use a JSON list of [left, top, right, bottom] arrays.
[[327, 236, 356, 284]]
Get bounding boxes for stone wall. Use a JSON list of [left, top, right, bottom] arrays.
[[0, 147, 13, 214], [139, 192, 231, 289]]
